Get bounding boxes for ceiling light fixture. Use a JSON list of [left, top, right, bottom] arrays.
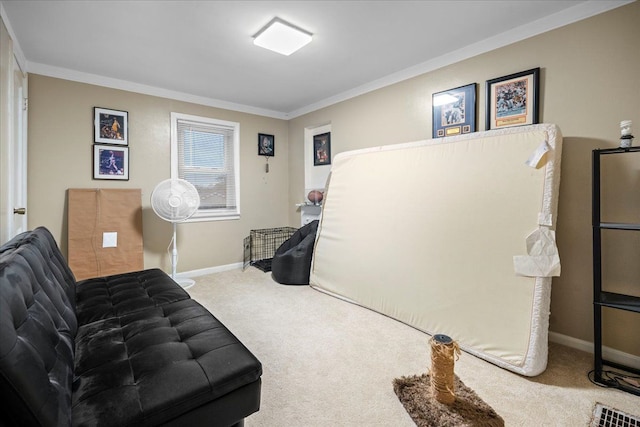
[[253, 18, 312, 56]]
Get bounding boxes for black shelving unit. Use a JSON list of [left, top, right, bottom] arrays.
[[592, 146, 640, 396]]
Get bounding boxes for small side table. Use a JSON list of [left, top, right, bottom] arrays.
[[299, 203, 321, 226]]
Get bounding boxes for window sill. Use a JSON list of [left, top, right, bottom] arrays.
[[184, 213, 240, 223]]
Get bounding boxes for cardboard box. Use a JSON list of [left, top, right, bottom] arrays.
[[68, 188, 143, 280]]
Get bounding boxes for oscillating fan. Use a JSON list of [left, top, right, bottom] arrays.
[[151, 178, 200, 289]]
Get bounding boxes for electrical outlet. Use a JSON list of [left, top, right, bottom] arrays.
[[102, 232, 118, 248]]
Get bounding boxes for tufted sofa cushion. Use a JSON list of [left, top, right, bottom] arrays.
[[75, 269, 191, 326], [72, 299, 262, 426], [0, 226, 77, 309], [0, 230, 78, 426]]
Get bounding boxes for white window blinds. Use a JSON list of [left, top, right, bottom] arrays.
[[171, 113, 240, 220]]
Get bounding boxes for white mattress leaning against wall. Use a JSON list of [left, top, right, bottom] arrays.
[[310, 123, 563, 376]]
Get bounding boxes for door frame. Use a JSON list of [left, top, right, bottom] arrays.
[[0, 14, 28, 244]]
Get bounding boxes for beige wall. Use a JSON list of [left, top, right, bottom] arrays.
[[28, 76, 289, 273], [27, 3, 639, 355], [288, 2, 640, 356]]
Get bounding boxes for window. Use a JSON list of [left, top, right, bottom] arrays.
[[171, 112, 240, 221]]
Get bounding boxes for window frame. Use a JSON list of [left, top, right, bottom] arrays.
[[170, 112, 240, 222]]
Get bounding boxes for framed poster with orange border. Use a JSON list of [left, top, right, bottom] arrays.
[[485, 67, 539, 130]]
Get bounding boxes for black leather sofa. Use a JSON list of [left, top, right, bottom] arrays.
[[0, 227, 262, 427]]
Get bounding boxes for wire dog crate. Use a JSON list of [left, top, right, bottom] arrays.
[[243, 226, 298, 272]]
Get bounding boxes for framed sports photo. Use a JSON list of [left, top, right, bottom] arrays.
[[93, 144, 129, 180], [94, 107, 128, 145], [485, 68, 540, 130], [313, 132, 331, 166], [258, 133, 274, 156], [432, 83, 476, 138]]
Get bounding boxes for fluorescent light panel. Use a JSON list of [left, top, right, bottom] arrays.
[[253, 18, 312, 56]]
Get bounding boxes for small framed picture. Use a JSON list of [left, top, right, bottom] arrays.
[[93, 144, 129, 180], [485, 67, 540, 130], [432, 83, 477, 138], [94, 107, 128, 145], [313, 132, 331, 166], [258, 133, 274, 156]]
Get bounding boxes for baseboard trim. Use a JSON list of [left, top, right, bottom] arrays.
[[176, 262, 243, 279], [549, 331, 640, 370]]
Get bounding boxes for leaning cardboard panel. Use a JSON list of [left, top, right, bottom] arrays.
[[68, 188, 143, 280], [310, 124, 562, 376]]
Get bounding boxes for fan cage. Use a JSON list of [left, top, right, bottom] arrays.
[[151, 179, 200, 222]]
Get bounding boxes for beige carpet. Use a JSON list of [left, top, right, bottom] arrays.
[[187, 267, 639, 426]]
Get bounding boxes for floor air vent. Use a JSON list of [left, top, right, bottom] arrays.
[[592, 403, 640, 427]]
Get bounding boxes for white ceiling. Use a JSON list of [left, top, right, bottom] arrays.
[[1, 1, 630, 119]]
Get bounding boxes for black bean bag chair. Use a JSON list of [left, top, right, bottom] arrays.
[[271, 220, 319, 285]]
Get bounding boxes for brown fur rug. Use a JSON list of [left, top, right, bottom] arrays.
[[393, 373, 504, 427]]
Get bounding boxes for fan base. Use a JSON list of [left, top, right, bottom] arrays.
[[175, 278, 196, 289]]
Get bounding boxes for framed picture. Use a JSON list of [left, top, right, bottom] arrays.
[[485, 67, 540, 130], [94, 107, 128, 145], [258, 133, 274, 156], [313, 132, 331, 166], [432, 83, 477, 138], [93, 144, 129, 180]]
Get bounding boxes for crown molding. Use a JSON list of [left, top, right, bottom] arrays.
[[10, 0, 634, 120], [27, 61, 290, 120], [286, 0, 634, 119]]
